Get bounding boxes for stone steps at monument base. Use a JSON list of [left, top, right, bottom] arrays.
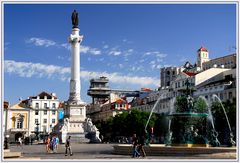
[[67, 133, 90, 143]]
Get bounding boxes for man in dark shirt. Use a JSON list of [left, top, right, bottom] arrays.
[[65, 136, 73, 156], [131, 134, 140, 158], [138, 135, 146, 157]]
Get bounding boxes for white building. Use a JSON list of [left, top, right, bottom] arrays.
[[5, 92, 60, 142], [28, 92, 60, 134], [194, 69, 236, 102], [197, 47, 210, 70]]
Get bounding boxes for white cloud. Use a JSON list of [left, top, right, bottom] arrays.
[[27, 37, 56, 47], [150, 61, 155, 65], [81, 71, 159, 87], [27, 37, 101, 55], [109, 50, 121, 56], [61, 43, 71, 50], [4, 60, 70, 81], [143, 51, 167, 59], [4, 60, 159, 87], [80, 45, 101, 55]]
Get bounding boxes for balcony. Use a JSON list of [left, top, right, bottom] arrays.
[[10, 128, 28, 132]]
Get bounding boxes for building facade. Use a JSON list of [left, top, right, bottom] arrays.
[[202, 53, 236, 70], [160, 66, 184, 88], [5, 92, 60, 142], [27, 92, 60, 134], [5, 101, 31, 142], [197, 47, 210, 70], [194, 69, 236, 102]]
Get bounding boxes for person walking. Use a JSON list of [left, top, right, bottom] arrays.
[[51, 136, 57, 153], [131, 134, 140, 158], [45, 136, 51, 153], [18, 137, 23, 148], [65, 136, 73, 156], [138, 135, 146, 157], [55, 136, 59, 152]]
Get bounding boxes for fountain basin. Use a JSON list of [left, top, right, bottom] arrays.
[[171, 144, 209, 147], [113, 144, 236, 157], [168, 112, 209, 117]]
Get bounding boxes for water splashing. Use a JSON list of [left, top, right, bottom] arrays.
[[144, 94, 162, 133], [198, 96, 215, 130], [212, 94, 235, 147], [212, 94, 232, 133]]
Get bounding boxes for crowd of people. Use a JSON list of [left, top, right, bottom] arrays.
[[45, 135, 73, 156], [45, 135, 59, 153]]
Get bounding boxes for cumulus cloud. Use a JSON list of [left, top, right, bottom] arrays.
[[4, 60, 159, 87], [26, 37, 56, 47], [27, 37, 101, 55], [4, 60, 70, 81], [67, 45, 101, 55], [61, 43, 71, 50], [143, 51, 167, 59], [109, 50, 121, 56]]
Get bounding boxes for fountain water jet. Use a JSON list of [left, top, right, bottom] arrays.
[[198, 96, 220, 147], [212, 94, 235, 147], [144, 94, 163, 134]]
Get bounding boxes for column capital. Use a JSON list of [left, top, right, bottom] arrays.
[[69, 34, 83, 43]]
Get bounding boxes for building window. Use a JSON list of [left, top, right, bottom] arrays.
[[17, 119, 23, 129], [35, 111, 39, 115], [44, 110, 47, 115], [167, 81, 170, 86], [35, 119, 39, 124], [36, 103, 39, 109], [52, 110, 56, 115], [43, 119, 47, 123], [52, 119, 56, 124], [44, 103, 47, 109], [52, 103, 56, 109], [175, 83, 177, 88]]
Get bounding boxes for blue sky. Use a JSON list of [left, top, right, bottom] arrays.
[[4, 3, 236, 104]]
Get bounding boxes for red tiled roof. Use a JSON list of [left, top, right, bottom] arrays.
[[183, 71, 196, 77], [198, 47, 208, 52], [114, 99, 127, 104], [141, 88, 152, 92]]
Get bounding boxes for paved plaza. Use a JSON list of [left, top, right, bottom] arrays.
[[6, 143, 237, 160]]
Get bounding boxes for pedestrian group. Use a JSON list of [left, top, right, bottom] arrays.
[[131, 133, 146, 158]]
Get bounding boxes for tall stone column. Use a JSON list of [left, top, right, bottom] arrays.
[[59, 10, 98, 143], [68, 28, 83, 104]]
